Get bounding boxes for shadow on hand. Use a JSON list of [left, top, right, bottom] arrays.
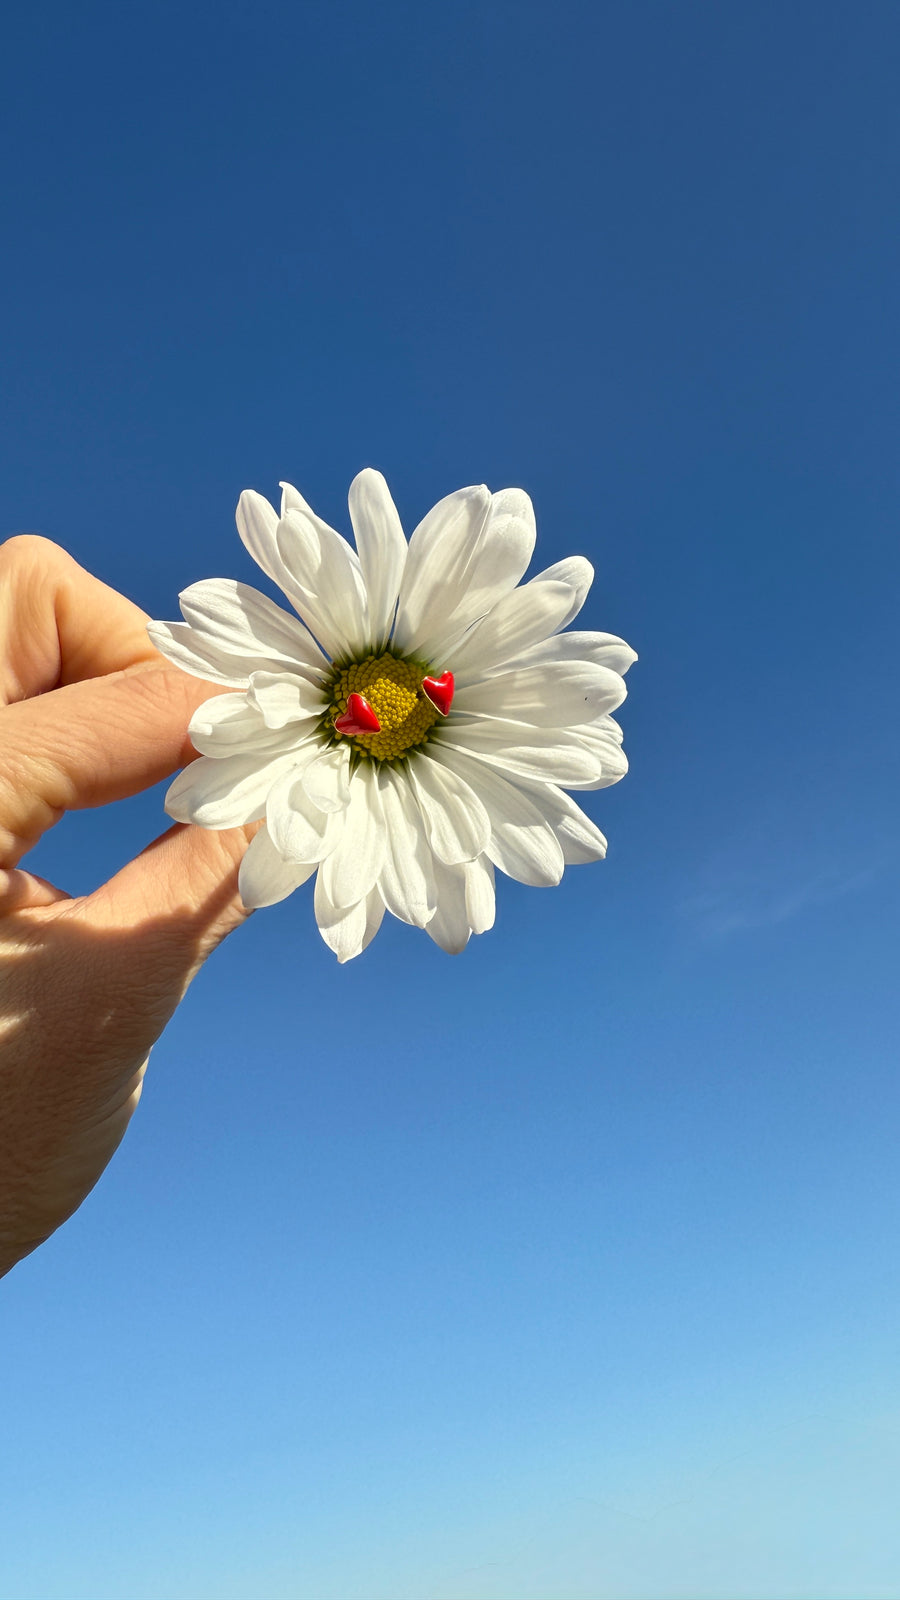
[[0, 855, 248, 1279]]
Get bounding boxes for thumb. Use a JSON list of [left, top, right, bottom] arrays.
[[0, 824, 257, 1279], [80, 819, 258, 1000]]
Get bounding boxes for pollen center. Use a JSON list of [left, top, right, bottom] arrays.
[[330, 652, 440, 760]]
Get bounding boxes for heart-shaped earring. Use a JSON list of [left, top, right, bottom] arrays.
[[334, 692, 382, 736], [421, 672, 454, 716]]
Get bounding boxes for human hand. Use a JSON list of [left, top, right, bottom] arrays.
[[0, 536, 255, 1277]]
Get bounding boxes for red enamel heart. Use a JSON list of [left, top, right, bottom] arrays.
[[421, 671, 454, 716], [333, 692, 381, 736]]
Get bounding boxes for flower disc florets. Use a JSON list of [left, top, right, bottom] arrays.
[[327, 651, 439, 761]]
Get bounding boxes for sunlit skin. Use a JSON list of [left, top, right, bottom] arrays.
[[0, 536, 254, 1278]]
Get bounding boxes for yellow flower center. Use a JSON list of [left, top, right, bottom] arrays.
[[330, 652, 440, 760]]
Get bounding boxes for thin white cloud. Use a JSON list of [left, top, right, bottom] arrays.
[[682, 860, 883, 941]]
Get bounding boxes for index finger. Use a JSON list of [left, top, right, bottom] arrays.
[[0, 664, 221, 870], [0, 535, 159, 705]]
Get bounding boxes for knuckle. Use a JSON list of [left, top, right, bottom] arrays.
[[0, 533, 71, 580]]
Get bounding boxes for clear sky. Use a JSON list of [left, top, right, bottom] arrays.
[[2, 2, 899, 1596]]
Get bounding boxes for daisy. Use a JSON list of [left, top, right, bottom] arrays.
[[148, 473, 636, 961]]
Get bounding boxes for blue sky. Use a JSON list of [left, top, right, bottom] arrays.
[[2, 2, 899, 1596]]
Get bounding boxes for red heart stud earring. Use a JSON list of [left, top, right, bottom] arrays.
[[421, 672, 454, 716], [334, 692, 382, 736]]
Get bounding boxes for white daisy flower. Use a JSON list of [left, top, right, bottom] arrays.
[[148, 472, 636, 962]]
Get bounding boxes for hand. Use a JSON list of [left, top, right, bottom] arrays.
[[0, 536, 254, 1278]]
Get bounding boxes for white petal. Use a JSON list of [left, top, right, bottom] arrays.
[[188, 691, 260, 751], [236, 491, 333, 655], [147, 621, 254, 688], [532, 557, 594, 630], [188, 692, 303, 757], [314, 875, 385, 962], [584, 710, 622, 745], [395, 486, 536, 661], [178, 578, 328, 675], [266, 764, 338, 862], [301, 744, 352, 813], [164, 750, 299, 828], [454, 661, 626, 726], [440, 716, 605, 786], [428, 744, 564, 886], [450, 577, 579, 686], [405, 749, 491, 866], [377, 766, 437, 927], [148, 575, 329, 689], [425, 860, 472, 954], [485, 488, 537, 564], [464, 856, 495, 933], [348, 469, 407, 651], [422, 487, 537, 659], [279, 481, 307, 516], [235, 487, 287, 590], [238, 826, 317, 909], [509, 779, 608, 863], [392, 485, 492, 656], [422, 486, 534, 662], [560, 715, 630, 790], [320, 762, 386, 908], [247, 671, 324, 729], [489, 629, 638, 678], [276, 506, 370, 659]]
